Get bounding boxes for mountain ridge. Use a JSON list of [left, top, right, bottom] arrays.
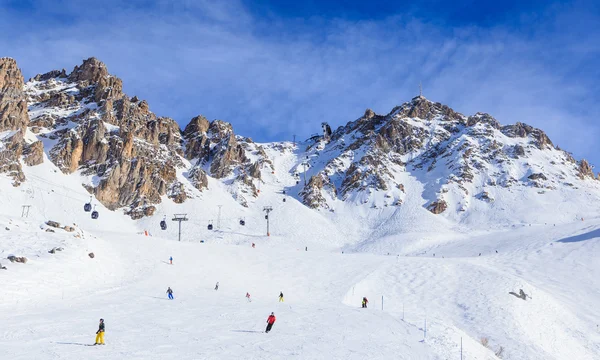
[[1, 56, 599, 228]]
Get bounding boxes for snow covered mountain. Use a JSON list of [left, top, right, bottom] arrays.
[[2, 56, 600, 236], [3, 57, 600, 360]]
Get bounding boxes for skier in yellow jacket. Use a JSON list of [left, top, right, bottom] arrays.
[[278, 291, 284, 302], [94, 318, 105, 345]]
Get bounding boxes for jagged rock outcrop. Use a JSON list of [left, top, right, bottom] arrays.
[[0, 58, 29, 131], [26, 58, 188, 216], [300, 95, 597, 214], [428, 199, 448, 214], [0, 58, 31, 184], [300, 173, 336, 209], [578, 159, 595, 179]]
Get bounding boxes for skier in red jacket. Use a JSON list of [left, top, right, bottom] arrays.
[[265, 312, 276, 333]]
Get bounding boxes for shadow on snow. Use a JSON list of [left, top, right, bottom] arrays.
[[556, 228, 600, 243]]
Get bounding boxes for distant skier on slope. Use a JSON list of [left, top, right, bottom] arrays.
[[246, 292, 251, 302], [169, 256, 173, 265], [278, 291, 284, 302], [265, 312, 276, 333], [362, 297, 368, 308], [166, 287, 174, 300], [215, 282, 219, 291], [94, 318, 105, 345]]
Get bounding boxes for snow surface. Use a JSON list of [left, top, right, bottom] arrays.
[[2, 149, 600, 359]]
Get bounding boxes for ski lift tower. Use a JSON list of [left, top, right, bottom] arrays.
[[263, 206, 273, 236], [171, 214, 188, 242]]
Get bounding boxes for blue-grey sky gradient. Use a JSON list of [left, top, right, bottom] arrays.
[[1, 0, 599, 166]]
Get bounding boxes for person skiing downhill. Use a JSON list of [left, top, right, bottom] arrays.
[[215, 282, 219, 291], [166, 287, 174, 300], [169, 256, 173, 265], [265, 312, 276, 333], [94, 318, 105, 345], [362, 297, 368, 308], [278, 292, 284, 302], [246, 292, 251, 302]]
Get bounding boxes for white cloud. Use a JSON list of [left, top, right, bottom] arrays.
[[0, 0, 598, 164]]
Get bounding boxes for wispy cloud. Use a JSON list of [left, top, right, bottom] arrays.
[[0, 0, 598, 164]]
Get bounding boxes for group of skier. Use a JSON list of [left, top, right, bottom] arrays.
[[91, 254, 371, 344]]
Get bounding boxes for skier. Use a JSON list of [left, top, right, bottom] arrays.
[[252, 243, 255, 248], [169, 256, 173, 265], [278, 291, 284, 302], [166, 287, 174, 300], [94, 318, 105, 345], [265, 312, 276, 333], [215, 282, 219, 291], [362, 297, 368, 308], [246, 292, 251, 302]]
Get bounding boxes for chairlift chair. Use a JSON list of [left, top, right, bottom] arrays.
[[160, 216, 167, 230], [208, 220, 213, 230]]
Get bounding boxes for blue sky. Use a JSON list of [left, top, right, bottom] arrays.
[[1, 0, 599, 166]]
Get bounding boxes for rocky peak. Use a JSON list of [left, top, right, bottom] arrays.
[[68, 57, 109, 83], [0, 57, 32, 185], [467, 113, 501, 129], [0, 57, 29, 131], [578, 159, 595, 179], [390, 97, 463, 122], [32, 69, 67, 82], [501, 122, 553, 149]]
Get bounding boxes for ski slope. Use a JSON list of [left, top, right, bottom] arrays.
[[1, 144, 600, 359], [2, 206, 600, 359]]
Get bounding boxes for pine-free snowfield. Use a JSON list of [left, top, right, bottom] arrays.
[[2, 217, 600, 360]]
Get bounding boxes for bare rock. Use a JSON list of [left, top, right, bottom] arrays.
[[48, 247, 64, 254], [188, 166, 209, 191], [68, 57, 109, 83], [0, 58, 30, 131], [528, 173, 547, 181], [32, 69, 67, 81], [45, 228, 55, 233], [578, 159, 595, 179], [478, 191, 494, 202], [46, 220, 61, 228], [427, 199, 448, 214], [7, 255, 28, 263], [63, 226, 75, 232], [300, 173, 337, 209], [88, 252, 95, 259], [23, 140, 44, 166]]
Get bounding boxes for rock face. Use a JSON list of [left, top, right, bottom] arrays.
[[298, 95, 598, 215], [5, 56, 600, 223], [0, 57, 31, 184], [428, 200, 448, 214], [0, 58, 29, 131], [26, 58, 187, 216], [23, 57, 270, 217]]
